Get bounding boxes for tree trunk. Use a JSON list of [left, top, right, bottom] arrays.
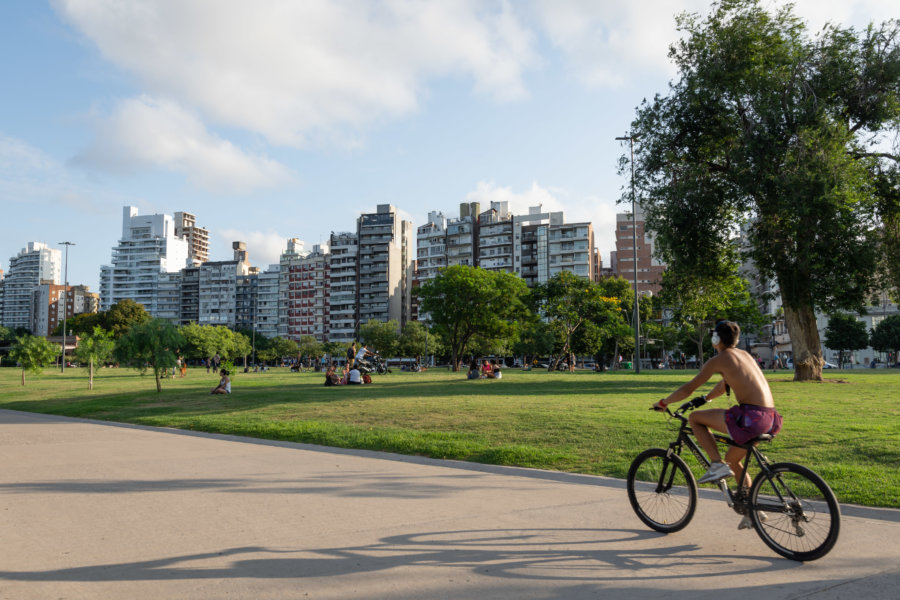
[[21, 369, 25, 386], [783, 304, 823, 381], [155, 369, 162, 392], [89, 359, 94, 390]]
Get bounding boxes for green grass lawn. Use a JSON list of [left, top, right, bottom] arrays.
[[1, 364, 898, 508]]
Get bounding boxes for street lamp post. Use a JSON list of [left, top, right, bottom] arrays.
[[59, 241, 75, 373], [616, 135, 641, 373]]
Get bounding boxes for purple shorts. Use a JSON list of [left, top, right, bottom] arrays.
[[725, 404, 783, 445]]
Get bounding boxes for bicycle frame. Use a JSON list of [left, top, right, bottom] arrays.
[[665, 410, 774, 513]]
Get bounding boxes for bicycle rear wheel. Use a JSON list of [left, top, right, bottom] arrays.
[[749, 462, 841, 561], [627, 448, 697, 533]]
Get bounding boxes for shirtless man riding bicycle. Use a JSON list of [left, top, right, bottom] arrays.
[[653, 321, 783, 498]]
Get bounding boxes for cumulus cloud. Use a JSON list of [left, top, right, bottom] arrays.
[[55, 0, 537, 146], [71, 96, 294, 193], [218, 229, 292, 268]]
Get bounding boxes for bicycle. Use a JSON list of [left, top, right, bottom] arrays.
[[627, 396, 841, 561]]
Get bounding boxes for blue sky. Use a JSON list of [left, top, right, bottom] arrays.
[[1, 0, 895, 292]]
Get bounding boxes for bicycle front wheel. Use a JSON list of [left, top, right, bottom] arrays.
[[749, 462, 841, 561], [627, 448, 698, 533]]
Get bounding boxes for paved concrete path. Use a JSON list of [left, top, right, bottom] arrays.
[[1, 409, 898, 599]]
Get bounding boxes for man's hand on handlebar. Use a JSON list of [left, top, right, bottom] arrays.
[[651, 399, 668, 412]]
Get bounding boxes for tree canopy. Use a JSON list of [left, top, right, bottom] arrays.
[[418, 265, 531, 371], [824, 313, 870, 368], [9, 334, 60, 386], [73, 326, 115, 390], [627, 0, 900, 380], [114, 318, 186, 392], [870, 314, 900, 358]]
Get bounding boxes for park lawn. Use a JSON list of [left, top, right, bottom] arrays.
[[0, 365, 897, 508]]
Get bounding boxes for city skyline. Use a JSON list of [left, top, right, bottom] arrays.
[[2, 1, 894, 291]]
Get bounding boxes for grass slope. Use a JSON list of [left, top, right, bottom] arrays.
[[1, 365, 897, 508]]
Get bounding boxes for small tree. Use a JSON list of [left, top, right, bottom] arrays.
[[824, 313, 870, 369], [297, 335, 324, 366], [359, 320, 400, 357], [9, 335, 60, 385], [73, 326, 116, 390], [871, 315, 900, 362], [114, 318, 186, 392]]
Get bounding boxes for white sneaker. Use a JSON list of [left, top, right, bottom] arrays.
[[738, 512, 769, 530], [698, 462, 734, 484]]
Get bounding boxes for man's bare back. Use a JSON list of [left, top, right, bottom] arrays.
[[707, 347, 774, 408]]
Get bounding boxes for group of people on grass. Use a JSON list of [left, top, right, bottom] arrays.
[[467, 359, 502, 380], [323, 363, 371, 386]]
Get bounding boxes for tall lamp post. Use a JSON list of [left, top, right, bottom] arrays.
[[616, 135, 641, 373], [59, 241, 75, 372]]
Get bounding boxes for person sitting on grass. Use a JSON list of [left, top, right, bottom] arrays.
[[347, 365, 363, 385], [210, 369, 231, 394], [491, 360, 502, 379], [467, 359, 480, 380], [324, 365, 342, 386], [481, 360, 492, 378]]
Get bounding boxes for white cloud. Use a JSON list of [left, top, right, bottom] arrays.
[[0, 133, 110, 213], [218, 229, 291, 268], [72, 96, 294, 193], [532, 0, 900, 89], [532, 0, 709, 87], [55, 0, 537, 147]]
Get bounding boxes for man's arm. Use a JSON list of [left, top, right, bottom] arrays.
[[655, 355, 721, 409]]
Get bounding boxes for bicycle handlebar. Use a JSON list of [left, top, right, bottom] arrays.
[[650, 395, 710, 414]]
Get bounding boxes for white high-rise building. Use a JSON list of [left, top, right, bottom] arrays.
[[1, 242, 61, 331], [100, 207, 191, 314], [416, 211, 447, 284]]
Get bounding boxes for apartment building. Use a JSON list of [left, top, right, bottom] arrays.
[[284, 244, 330, 342], [1, 242, 61, 331], [477, 201, 514, 273], [416, 211, 447, 284], [255, 265, 280, 340], [31, 283, 99, 336], [513, 206, 563, 286], [174, 212, 210, 266], [180, 267, 200, 325], [615, 206, 664, 295], [548, 222, 595, 281], [197, 242, 253, 328], [328, 232, 358, 342], [446, 205, 479, 268], [357, 204, 412, 331], [100, 206, 190, 314]]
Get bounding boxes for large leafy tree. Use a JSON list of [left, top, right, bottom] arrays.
[[535, 272, 622, 370], [114, 318, 186, 392], [73, 326, 115, 390], [9, 335, 60, 386], [627, 0, 900, 380], [418, 265, 531, 371], [870, 314, 900, 360], [824, 313, 871, 368], [104, 299, 151, 338]]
